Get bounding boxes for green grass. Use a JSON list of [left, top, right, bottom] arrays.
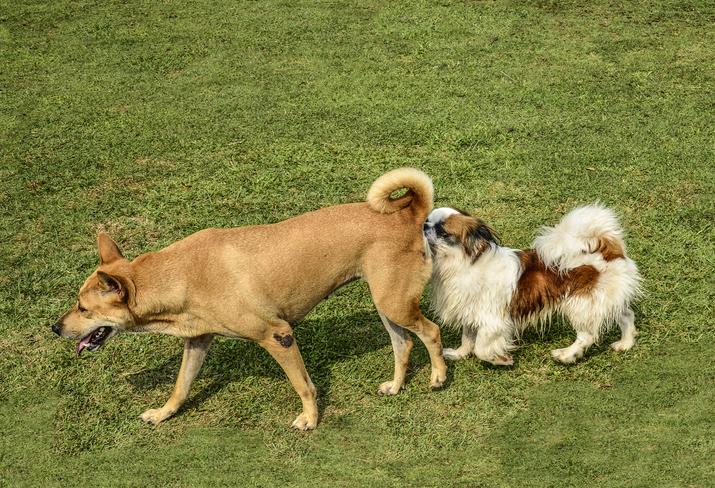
[[1, 0, 713, 486]]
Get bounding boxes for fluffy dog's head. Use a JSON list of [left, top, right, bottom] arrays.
[[51, 233, 136, 355], [424, 207, 498, 262]]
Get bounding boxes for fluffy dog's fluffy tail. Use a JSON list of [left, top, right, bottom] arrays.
[[534, 204, 627, 270], [367, 168, 433, 220]]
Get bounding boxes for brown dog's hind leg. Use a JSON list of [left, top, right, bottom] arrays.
[[377, 310, 413, 395], [411, 313, 448, 389], [140, 334, 213, 425], [373, 302, 447, 391], [258, 321, 318, 431], [367, 256, 448, 391]]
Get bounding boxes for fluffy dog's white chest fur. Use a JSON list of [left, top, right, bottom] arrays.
[[431, 245, 521, 329]]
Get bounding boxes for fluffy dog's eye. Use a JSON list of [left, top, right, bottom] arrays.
[[78, 303, 87, 313], [435, 223, 449, 238]]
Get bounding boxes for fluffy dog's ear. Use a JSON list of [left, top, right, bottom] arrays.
[[471, 222, 497, 244], [97, 271, 131, 302], [98, 233, 124, 265], [464, 219, 498, 257], [443, 213, 499, 257]]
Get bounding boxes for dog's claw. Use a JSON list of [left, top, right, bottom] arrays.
[[290, 412, 317, 431]]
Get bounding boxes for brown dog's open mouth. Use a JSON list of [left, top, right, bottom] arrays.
[[76, 326, 113, 356]]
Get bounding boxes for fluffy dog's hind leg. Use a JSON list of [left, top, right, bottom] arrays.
[[141, 334, 213, 425], [611, 308, 638, 352], [377, 310, 413, 395], [553, 298, 605, 363], [443, 326, 477, 361], [551, 330, 596, 364]]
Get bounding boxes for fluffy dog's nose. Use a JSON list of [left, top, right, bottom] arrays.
[[52, 322, 62, 336], [423, 222, 429, 231]]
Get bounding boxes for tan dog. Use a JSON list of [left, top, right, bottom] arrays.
[[52, 168, 447, 430]]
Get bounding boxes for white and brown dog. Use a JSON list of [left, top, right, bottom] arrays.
[[52, 168, 447, 430], [424, 205, 642, 365]]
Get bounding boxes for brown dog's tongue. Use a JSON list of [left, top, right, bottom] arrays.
[[76, 335, 92, 356]]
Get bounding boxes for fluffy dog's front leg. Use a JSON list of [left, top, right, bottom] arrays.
[[141, 334, 213, 425], [473, 320, 514, 366], [443, 326, 477, 361]]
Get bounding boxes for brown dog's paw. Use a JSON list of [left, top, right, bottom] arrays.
[[290, 412, 317, 431], [430, 379, 446, 390], [378, 380, 401, 395], [140, 408, 174, 425], [429, 371, 447, 390]]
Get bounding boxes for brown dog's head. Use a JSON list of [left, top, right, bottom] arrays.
[[423, 207, 498, 262], [52, 233, 136, 355]]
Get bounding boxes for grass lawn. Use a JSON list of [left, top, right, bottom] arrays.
[[1, 0, 713, 486]]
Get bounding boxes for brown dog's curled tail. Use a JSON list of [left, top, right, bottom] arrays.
[[367, 167, 434, 220]]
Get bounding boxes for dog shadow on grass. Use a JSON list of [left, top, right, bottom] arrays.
[[124, 310, 435, 420], [123, 308, 631, 420]]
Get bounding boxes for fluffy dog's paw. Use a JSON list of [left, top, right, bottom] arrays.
[[610, 339, 635, 352], [443, 348, 465, 361], [140, 408, 174, 425], [290, 412, 317, 431], [378, 380, 401, 395], [490, 354, 514, 366], [551, 347, 582, 364]]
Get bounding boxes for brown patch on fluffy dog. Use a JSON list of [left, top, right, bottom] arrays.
[[511, 250, 599, 320], [595, 236, 625, 261]]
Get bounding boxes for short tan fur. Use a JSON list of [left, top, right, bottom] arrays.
[[53, 168, 447, 430]]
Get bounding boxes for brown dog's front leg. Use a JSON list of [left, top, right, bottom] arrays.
[[140, 334, 213, 425]]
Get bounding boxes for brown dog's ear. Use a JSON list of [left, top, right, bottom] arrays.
[[98, 232, 124, 265], [97, 271, 129, 301]]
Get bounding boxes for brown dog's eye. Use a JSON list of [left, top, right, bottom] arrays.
[[78, 303, 87, 313]]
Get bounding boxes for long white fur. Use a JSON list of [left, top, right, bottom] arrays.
[[534, 203, 624, 270], [431, 241, 522, 359], [428, 204, 643, 365], [536, 204, 642, 337]]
